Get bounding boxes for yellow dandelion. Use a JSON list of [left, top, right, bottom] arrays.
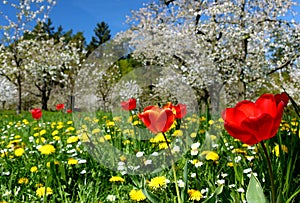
[[38, 144, 55, 155], [173, 130, 183, 137], [35, 137, 46, 144], [92, 128, 101, 134], [208, 120, 214, 125], [99, 137, 105, 143], [227, 162, 234, 167], [205, 151, 219, 161], [22, 119, 29, 125], [120, 155, 127, 162], [79, 132, 90, 142], [123, 140, 131, 145], [232, 148, 247, 155], [129, 189, 146, 202], [67, 121, 73, 125], [14, 135, 21, 139], [150, 133, 168, 143], [18, 177, 29, 184], [210, 135, 217, 140], [52, 130, 59, 136], [104, 134, 111, 141], [188, 189, 203, 201], [36, 187, 53, 197], [199, 129, 206, 134], [133, 120, 140, 126], [113, 116, 121, 122], [39, 129, 46, 136], [66, 126, 75, 132], [53, 136, 60, 141], [159, 142, 169, 150], [14, 148, 25, 157], [67, 136, 79, 144], [106, 121, 115, 127], [68, 158, 78, 165], [148, 176, 167, 190], [30, 166, 38, 173], [57, 125, 64, 130], [273, 144, 288, 157], [190, 132, 197, 138], [109, 176, 125, 182]]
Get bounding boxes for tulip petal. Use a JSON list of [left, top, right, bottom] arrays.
[[224, 122, 258, 145], [138, 110, 160, 134], [156, 109, 175, 132], [269, 101, 285, 138], [235, 100, 256, 117], [241, 113, 274, 143], [255, 94, 277, 118]]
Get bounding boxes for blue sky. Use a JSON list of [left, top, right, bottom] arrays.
[[1, 0, 299, 44], [49, 0, 148, 43]]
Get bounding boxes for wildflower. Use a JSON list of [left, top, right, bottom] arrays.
[[52, 130, 59, 136], [38, 144, 55, 155], [173, 130, 183, 137], [272, 144, 288, 157], [138, 106, 175, 134], [109, 176, 125, 183], [36, 187, 53, 197], [106, 194, 116, 201], [136, 151, 144, 158], [30, 166, 38, 173], [203, 151, 219, 161], [190, 132, 197, 138], [121, 98, 136, 110], [177, 179, 185, 188], [31, 108, 42, 120], [67, 136, 79, 144], [39, 129, 46, 135], [56, 103, 64, 111], [129, 189, 146, 201], [18, 177, 29, 184], [188, 189, 203, 201], [68, 158, 78, 165], [222, 93, 288, 145], [14, 148, 25, 157], [148, 176, 167, 190]]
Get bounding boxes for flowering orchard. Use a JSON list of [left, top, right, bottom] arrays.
[[0, 93, 299, 202]]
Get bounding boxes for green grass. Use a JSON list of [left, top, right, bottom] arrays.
[[0, 110, 299, 202]]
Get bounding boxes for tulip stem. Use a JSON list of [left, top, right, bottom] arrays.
[[260, 141, 276, 203], [162, 132, 181, 203]]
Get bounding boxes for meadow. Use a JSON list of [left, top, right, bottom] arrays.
[[0, 97, 299, 203]]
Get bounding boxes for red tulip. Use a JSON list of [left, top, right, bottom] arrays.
[[121, 98, 136, 111], [31, 108, 42, 120], [163, 102, 187, 119], [56, 103, 65, 111], [173, 104, 187, 119], [222, 93, 288, 145], [66, 109, 72, 113], [275, 92, 289, 107], [138, 106, 175, 134]]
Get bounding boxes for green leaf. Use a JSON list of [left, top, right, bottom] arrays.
[[246, 174, 267, 203], [142, 188, 160, 203], [202, 185, 224, 203]]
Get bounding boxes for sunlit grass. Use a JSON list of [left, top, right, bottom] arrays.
[[0, 110, 299, 202]]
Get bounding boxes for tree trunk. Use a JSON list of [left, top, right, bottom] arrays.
[[17, 76, 22, 114]]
